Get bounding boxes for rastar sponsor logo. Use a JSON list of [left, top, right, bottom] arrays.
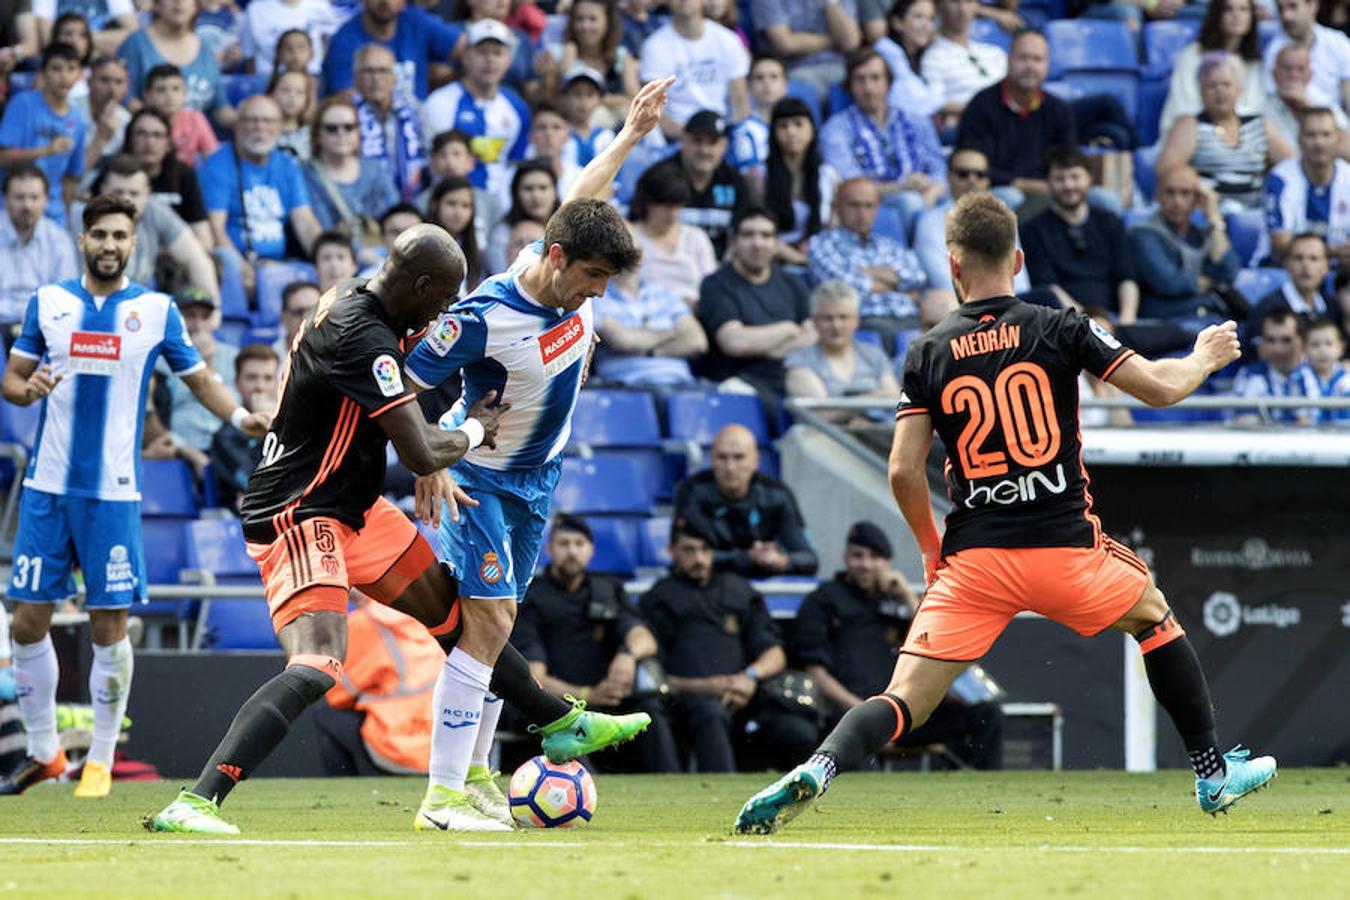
[[69, 331, 122, 374], [963, 463, 1067, 509], [538, 316, 586, 378]]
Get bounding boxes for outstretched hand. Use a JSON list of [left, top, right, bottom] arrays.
[[621, 75, 676, 143]]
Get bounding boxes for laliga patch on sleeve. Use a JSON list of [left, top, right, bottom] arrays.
[[1089, 319, 1122, 350], [424, 315, 463, 356], [372, 353, 405, 397]]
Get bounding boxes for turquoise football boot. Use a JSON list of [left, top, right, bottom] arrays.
[[734, 759, 830, 835], [1197, 746, 1277, 815]]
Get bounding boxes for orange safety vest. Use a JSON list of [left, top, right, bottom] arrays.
[[326, 602, 444, 774]]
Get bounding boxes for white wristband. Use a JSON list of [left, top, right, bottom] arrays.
[[455, 417, 485, 450], [229, 407, 249, 430]]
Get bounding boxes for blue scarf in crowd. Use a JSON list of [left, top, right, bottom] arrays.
[[356, 93, 426, 201], [847, 104, 923, 182]]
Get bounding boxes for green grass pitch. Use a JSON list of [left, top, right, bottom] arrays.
[[0, 770, 1346, 898]]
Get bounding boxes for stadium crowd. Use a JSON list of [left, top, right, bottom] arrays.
[[0, 0, 1347, 773]]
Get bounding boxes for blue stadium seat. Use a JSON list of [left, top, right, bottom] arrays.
[[553, 456, 653, 515], [1257, 20, 1280, 52], [571, 389, 661, 447], [537, 515, 640, 575], [255, 262, 316, 329], [1225, 208, 1265, 267], [184, 518, 275, 650], [614, 143, 676, 208], [1045, 19, 1139, 79], [784, 78, 821, 124], [826, 82, 852, 118], [1234, 268, 1289, 302], [667, 391, 770, 446], [1142, 19, 1199, 77], [970, 17, 1012, 51], [223, 73, 267, 107], [639, 515, 673, 569], [1133, 143, 1161, 202], [242, 326, 282, 348], [140, 459, 198, 517], [139, 518, 192, 616], [1135, 76, 1169, 147], [0, 400, 41, 450], [855, 329, 883, 349], [872, 201, 908, 244]]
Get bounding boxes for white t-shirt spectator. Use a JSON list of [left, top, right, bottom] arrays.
[[1263, 25, 1350, 112], [920, 37, 1007, 107], [239, 0, 345, 77], [639, 21, 750, 126]]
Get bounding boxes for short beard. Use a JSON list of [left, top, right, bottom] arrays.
[[85, 252, 127, 281]]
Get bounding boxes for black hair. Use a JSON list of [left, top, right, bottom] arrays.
[[313, 230, 356, 261], [765, 96, 823, 240], [432, 128, 473, 154], [503, 159, 560, 227], [732, 203, 779, 236], [281, 280, 320, 312], [3, 162, 49, 194], [1197, 0, 1260, 62], [552, 513, 594, 543], [379, 202, 425, 230], [429, 175, 484, 290], [669, 516, 715, 548], [52, 13, 93, 65], [885, 0, 932, 72], [1044, 144, 1091, 174], [82, 192, 139, 231], [145, 63, 184, 92], [543, 199, 642, 273], [629, 164, 692, 222], [41, 41, 81, 70]]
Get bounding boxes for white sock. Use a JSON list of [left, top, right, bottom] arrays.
[[470, 693, 503, 771], [13, 636, 59, 761], [87, 637, 134, 769], [428, 647, 492, 793]]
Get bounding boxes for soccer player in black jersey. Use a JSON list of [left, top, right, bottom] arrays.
[[150, 225, 646, 834], [736, 192, 1277, 835]]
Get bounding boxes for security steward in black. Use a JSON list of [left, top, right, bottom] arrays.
[[514, 514, 680, 772], [638, 518, 818, 772], [793, 521, 1004, 769]]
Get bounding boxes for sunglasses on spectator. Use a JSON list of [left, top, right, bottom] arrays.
[[952, 167, 988, 179], [322, 122, 359, 134]]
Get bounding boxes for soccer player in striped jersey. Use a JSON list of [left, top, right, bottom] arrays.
[[0, 194, 271, 798], [402, 75, 676, 830]]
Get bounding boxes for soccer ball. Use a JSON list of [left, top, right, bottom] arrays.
[[507, 756, 597, 828]]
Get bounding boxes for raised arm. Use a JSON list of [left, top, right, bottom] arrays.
[[1107, 321, 1241, 408], [564, 75, 676, 204]]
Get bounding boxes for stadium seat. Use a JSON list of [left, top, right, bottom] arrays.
[[1133, 143, 1161, 202], [826, 82, 852, 118], [223, 73, 267, 107], [219, 262, 250, 325], [184, 519, 274, 651], [855, 329, 883, 349], [0, 399, 41, 450], [667, 391, 770, 446], [138, 518, 193, 618], [553, 456, 653, 515], [872, 201, 908, 244], [1257, 19, 1280, 52], [1225, 208, 1265, 267], [970, 17, 1012, 51], [1142, 20, 1199, 78], [1135, 76, 1169, 147], [242, 325, 282, 348], [140, 459, 198, 518], [256, 262, 316, 329], [639, 515, 673, 569], [571, 390, 661, 447], [1044, 19, 1139, 79], [784, 78, 821, 124], [537, 515, 640, 575], [1234, 268, 1289, 302]]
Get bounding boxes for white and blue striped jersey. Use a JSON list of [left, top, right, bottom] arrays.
[[1263, 157, 1350, 245], [11, 278, 203, 500], [404, 242, 593, 471], [1230, 359, 1319, 425], [420, 81, 531, 204], [1311, 363, 1350, 426]]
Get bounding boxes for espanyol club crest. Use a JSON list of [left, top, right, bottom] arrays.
[[124, 311, 142, 333], [480, 551, 503, 584]]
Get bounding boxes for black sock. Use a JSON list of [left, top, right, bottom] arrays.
[[816, 694, 911, 782], [489, 642, 572, 726], [1136, 622, 1222, 779], [192, 665, 335, 804]]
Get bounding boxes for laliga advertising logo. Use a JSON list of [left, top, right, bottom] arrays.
[[1203, 592, 1241, 637]]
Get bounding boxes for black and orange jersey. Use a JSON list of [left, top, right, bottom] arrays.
[[240, 280, 419, 545], [897, 296, 1134, 556]]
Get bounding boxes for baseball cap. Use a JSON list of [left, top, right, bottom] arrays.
[[466, 19, 518, 53], [175, 284, 217, 310], [684, 110, 729, 139], [845, 521, 892, 559], [562, 63, 605, 92]]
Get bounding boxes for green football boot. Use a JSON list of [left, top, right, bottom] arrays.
[[532, 696, 651, 763], [147, 789, 240, 834], [465, 765, 513, 826], [734, 760, 830, 835], [414, 784, 512, 832]]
